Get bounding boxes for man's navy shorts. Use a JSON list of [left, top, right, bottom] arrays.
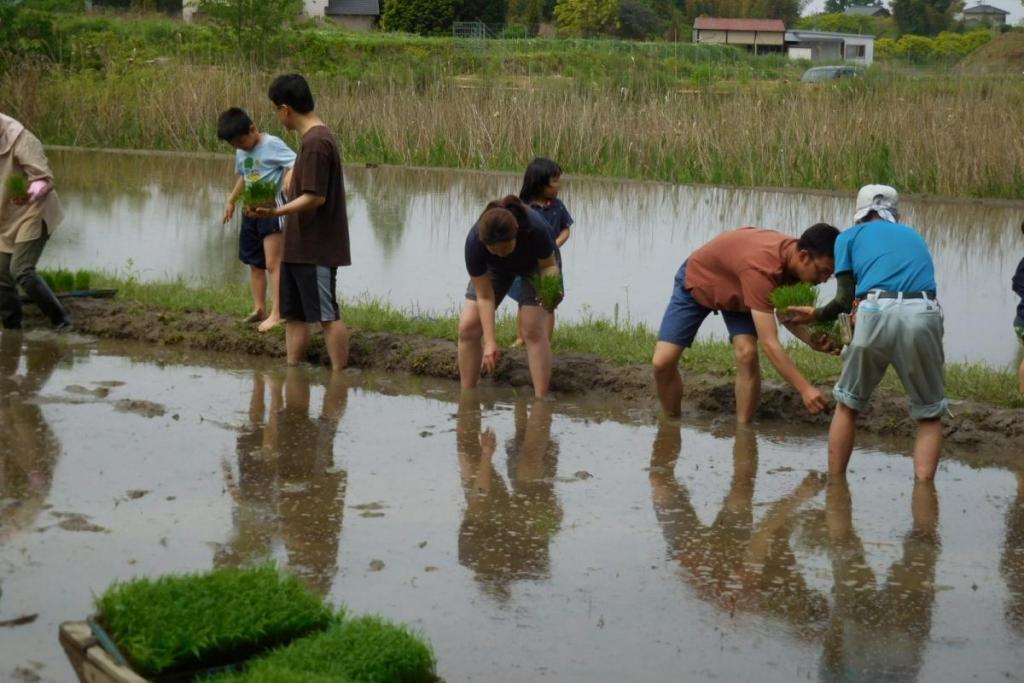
[[238, 215, 281, 270], [280, 263, 340, 324], [657, 260, 757, 347]]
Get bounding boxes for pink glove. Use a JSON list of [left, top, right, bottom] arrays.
[[27, 179, 51, 202]]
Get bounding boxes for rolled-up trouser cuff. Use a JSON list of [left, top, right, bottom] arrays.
[[832, 386, 869, 414], [910, 398, 948, 421]]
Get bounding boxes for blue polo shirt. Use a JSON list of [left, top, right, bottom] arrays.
[[834, 220, 937, 297]]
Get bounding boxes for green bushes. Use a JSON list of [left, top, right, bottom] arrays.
[[875, 29, 993, 62]]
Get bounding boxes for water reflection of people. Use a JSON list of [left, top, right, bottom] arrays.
[[648, 421, 828, 637], [819, 479, 940, 682], [0, 334, 61, 541], [217, 367, 347, 597], [1001, 471, 1024, 635], [216, 371, 282, 567], [456, 394, 563, 602]]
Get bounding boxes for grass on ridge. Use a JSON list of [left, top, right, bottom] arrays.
[[88, 273, 1023, 408], [96, 564, 336, 677]]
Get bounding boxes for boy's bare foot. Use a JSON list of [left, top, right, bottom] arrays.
[[257, 315, 283, 333], [243, 310, 266, 323]]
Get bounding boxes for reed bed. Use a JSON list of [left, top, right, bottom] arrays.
[[3, 56, 1023, 198]]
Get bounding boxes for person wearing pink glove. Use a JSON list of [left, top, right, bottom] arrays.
[[0, 114, 70, 331]]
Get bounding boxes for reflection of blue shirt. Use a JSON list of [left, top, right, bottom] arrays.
[[234, 134, 296, 189], [1013, 256, 1024, 323], [835, 220, 937, 297]]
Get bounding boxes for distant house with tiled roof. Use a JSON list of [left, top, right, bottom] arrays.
[[692, 17, 787, 53], [844, 3, 890, 17], [962, 2, 1008, 26]]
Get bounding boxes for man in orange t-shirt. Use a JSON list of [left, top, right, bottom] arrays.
[[652, 224, 839, 422]]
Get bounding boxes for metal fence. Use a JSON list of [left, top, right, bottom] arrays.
[[452, 21, 530, 39]]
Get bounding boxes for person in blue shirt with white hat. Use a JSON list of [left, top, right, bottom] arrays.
[[788, 185, 946, 481]]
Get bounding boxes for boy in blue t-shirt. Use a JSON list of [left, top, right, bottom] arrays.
[[788, 185, 946, 481], [217, 107, 296, 332], [1014, 222, 1024, 395]]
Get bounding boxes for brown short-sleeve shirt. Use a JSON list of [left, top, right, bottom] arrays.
[[684, 228, 798, 313], [284, 125, 350, 267]]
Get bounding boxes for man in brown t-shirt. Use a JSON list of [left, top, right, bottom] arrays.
[[652, 224, 839, 421], [255, 74, 350, 371]]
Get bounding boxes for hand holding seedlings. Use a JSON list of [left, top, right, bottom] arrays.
[[530, 272, 564, 313], [6, 175, 29, 205], [240, 179, 279, 217], [784, 305, 816, 325]]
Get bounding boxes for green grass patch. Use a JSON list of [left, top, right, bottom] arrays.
[[95, 564, 336, 677], [240, 179, 278, 210], [211, 616, 436, 683], [6, 174, 28, 201], [84, 272, 1023, 408]]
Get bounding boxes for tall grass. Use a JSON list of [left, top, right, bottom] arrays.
[[4, 55, 1023, 198]]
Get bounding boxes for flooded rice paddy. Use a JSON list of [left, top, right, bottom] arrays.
[[45, 148, 1024, 368], [2, 334, 1023, 682]]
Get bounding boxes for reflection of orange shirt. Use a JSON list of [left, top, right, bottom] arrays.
[[685, 228, 798, 313]]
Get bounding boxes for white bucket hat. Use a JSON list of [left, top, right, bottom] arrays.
[[854, 184, 899, 223]]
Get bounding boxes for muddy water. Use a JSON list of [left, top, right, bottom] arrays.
[[1, 334, 1023, 682], [45, 149, 1024, 367]]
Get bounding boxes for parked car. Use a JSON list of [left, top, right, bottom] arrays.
[[800, 65, 863, 82]]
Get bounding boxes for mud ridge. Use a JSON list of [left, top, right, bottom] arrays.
[[66, 299, 1023, 462]]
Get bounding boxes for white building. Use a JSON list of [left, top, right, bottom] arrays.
[[183, 0, 380, 31], [785, 30, 875, 65]]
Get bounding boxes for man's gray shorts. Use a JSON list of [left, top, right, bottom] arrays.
[[833, 293, 947, 420]]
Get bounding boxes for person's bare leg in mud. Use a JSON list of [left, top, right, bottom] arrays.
[[731, 334, 761, 424], [246, 265, 266, 323], [285, 321, 311, 365], [321, 319, 349, 371], [652, 341, 684, 417], [828, 402, 858, 477], [457, 300, 483, 389], [912, 419, 943, 481], [520, 304, 551, 397], [257, 232, 284, 333]]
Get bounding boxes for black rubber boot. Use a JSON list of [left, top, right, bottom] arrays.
[[0, 289, 22, 329], [20, 273, 70, 328]]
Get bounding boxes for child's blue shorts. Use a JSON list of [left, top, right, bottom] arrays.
[[239, 214, 281, 270]]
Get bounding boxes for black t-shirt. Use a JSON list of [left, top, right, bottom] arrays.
[[284, 125, 350, 267], [464, 207, 556, 278]]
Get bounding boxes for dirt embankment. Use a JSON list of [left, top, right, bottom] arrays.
[[66, 299, 1023, 464]]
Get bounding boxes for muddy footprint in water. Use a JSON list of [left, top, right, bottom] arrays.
[[114, 399, 166, 418]]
